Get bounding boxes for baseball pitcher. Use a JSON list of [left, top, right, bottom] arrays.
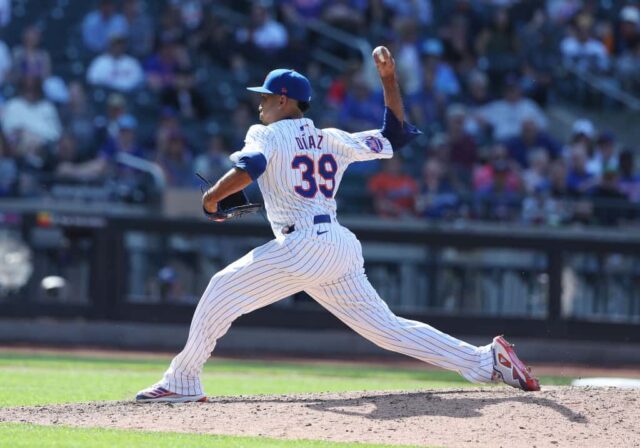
[[136, 47, 540, 402]]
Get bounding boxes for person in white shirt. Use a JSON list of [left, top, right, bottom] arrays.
[[237, 4, 288, 51], [587, 131, 618, 178], [477, 76, 547, 141], [560, 14, 609, 73], [87, 35, 143, 92], [2, 77, 62, 148]]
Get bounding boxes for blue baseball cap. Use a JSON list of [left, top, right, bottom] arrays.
[[247, 69, 312, 102]]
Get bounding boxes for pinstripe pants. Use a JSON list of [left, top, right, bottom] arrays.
[[161, 223, 494, 395]]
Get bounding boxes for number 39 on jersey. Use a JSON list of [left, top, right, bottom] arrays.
[[291, 154, 338, 199]]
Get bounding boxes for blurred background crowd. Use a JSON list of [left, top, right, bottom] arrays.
[[0, 0, 640, 227]]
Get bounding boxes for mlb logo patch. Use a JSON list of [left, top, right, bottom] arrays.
[[364, 136, 383, 153]]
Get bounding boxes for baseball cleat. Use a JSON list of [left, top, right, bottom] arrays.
[[135, 385, 207, 403], [491, 336, 540, 391]]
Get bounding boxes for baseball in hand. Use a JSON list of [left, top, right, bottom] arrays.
[[372, 46, 395, 78], [372, 46, 390, 63]]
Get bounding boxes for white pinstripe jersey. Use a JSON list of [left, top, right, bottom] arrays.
[[232, 118, 393, 236]]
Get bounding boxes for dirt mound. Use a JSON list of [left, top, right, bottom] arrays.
[[2, 387, 639, 447]]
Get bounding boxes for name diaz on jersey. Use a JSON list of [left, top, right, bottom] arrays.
[[295, 126, 323, 151]]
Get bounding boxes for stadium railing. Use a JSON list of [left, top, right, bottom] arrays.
[[0, 205, 638, 343]]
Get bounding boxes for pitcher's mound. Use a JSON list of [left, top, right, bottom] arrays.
[[2, 387, 638, 447]]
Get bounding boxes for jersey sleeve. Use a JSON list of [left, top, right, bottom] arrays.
[[229, 124, 273, 180], [325, 128, 394, 163], [326, 108, 422, 163]]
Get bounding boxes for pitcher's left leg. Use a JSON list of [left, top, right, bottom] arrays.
[[306, 273, 494, 383]]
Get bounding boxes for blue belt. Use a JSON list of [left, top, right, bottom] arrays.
[[283, 214, 331, 234], [313, 214, 331, 224]]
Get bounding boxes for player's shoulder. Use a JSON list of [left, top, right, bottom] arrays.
[[245, 123, 274, 143], [246, 123, 270, 136], [319, 126, 344, 135], [320, 127, 358, 145]]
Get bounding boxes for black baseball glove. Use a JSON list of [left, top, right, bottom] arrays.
[[197, 173, 262, 222]]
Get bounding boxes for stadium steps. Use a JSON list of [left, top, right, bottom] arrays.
[[547, 102, 640, 151]]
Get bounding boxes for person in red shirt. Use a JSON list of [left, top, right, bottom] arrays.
[[368, 156, 418, 218]]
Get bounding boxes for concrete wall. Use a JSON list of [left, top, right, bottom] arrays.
[[1, 318, 639, 366]]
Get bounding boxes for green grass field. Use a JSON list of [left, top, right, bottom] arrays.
[[0, 351, 571, 447], [0, 424, 420, 448]]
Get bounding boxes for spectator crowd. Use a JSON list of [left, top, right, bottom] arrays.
[[0, 0, 638, 227]]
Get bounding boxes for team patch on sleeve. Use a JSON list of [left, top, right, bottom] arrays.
[[364, 136, 384, 153]]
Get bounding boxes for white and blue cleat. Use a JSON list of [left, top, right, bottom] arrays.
[[135, 384, 207, 403]]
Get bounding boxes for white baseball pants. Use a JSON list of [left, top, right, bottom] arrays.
[[160, 222, 494, 395]]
